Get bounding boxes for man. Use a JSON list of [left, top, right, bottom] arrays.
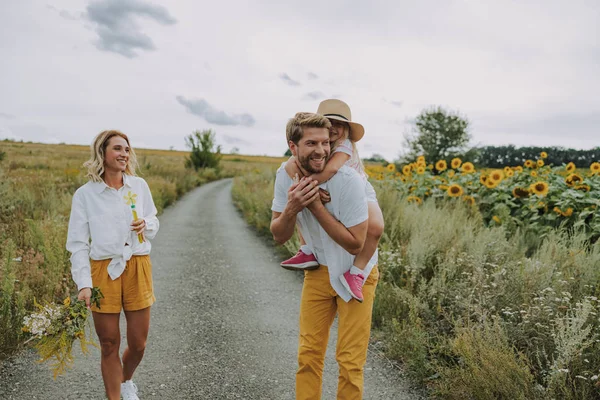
[[270, 105, 379, 400]]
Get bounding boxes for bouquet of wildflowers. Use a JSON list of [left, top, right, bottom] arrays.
[[22, 287, 104, 378]]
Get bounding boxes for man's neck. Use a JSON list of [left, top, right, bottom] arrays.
[[103, 170, 124, 190]]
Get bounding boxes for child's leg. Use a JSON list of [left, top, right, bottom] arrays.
[[352, 202, 384, 271]]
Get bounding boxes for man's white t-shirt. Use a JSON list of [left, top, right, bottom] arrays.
[[271, 163, 378, 302]]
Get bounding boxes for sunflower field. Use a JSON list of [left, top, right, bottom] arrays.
[[366, 153, 600, 244]]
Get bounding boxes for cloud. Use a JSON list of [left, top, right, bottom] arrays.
[[176, 96, 256, 127], [47, 5, 79, 20], [390, 100, 403, 108], [279, 73, 301, 86], [221, 134, 250, 145], [303, 91, 325, 100], [307, 72, 319, 80], [85, 0, 177, 58], [0, 112, 15, 119]]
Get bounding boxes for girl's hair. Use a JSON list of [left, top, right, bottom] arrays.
[[83, 130, 139, 182], [331, 122, 365, 172]]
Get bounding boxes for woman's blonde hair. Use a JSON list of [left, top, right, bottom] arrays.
[[84, 130, 139, 182], [330, 122, 365, 172]]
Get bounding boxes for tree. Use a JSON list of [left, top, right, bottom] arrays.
[[184, 129, 222, 170], [402, 106, 471, 163], [284, 149, 292, 157]]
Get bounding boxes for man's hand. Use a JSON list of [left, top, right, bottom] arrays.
[[287, 177, 320, 215], [78, 287, 92, 309]]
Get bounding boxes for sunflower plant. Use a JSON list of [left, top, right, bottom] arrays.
[[22, 287, 104, 378]]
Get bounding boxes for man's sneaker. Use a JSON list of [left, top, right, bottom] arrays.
[[340, 271, 365, 302], [280, 250, 319, 271], [121, 380, 139, 400]]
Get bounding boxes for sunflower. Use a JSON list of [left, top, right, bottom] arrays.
[[563, 208, 574, 217], [439, 184, 449, 191], [537, 159, 544, 167], [590, 162, 600, 175], [463, 195, 475, 206], [566, 162, 576, 173], [402, 165, 412, 176], [484, 179, 499, 189], [489, 170, 504, 182], [461, 162, 475, 174], [480, 175, 488, 185], [565, 173, 583, 186], [531, 171, 538, 177], [504, 166, 511, 174], [407, 196, 422, 205], [512, 187, 530, 198], [530, 181, 549, 197], [377, 173, 384, 181], [435, 160, 448, 172], [540, 151, 548, 159], [451, 158, 462, 169], [386, 163, 396, 172], [553, 206, 562, 215], [524, 160, 534, 168], [492, 216, 501, 224], [417, 166, 426, 175], [447, 184, 464, 197], [417, 155, 425, 163], [575, 184, 591, 192], [513, 166, 524, 173], [428, 164, 434, 170], [506, 169, 514, 177], [447, 170, 456, 178]]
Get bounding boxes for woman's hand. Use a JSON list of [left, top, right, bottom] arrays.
[[319, 189, 331, 204], [131, 218, 146, 234], [78, 287, 92, 308]]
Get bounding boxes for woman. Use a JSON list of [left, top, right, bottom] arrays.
[[66, 130, 159, 400]]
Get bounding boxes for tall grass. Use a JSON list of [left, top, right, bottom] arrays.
[[232, 171, 600, 399], [0, 140, 285, 359]]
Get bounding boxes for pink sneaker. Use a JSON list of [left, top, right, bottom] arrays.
[[280, 250, 319, 271], [340, 271, 365, 302]]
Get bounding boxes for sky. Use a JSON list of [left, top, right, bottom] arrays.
[[0, 0, 598, 160]]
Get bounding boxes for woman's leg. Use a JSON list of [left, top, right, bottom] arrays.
[[122, 306, 151, 381], [353, 202, 384, 270], [93, 312, 122, 400]]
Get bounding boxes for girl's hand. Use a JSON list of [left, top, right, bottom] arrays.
[[131, 218, 146, 234], [284, 157, 303, 180], [78, 288, 92, 309], [319, 189, 331, 204]]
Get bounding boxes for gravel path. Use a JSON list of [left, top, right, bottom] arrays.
[[0, 179, 423, 400]]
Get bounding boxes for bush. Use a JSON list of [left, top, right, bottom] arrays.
[[184, 129, 222, 171]]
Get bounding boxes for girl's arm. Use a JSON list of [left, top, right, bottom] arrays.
[[66, 191, 92, 291], [308, 152, 350, 184], [284, 156, 302, 180], [141, 179, 159, 240]]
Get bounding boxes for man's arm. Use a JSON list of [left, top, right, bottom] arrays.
[[270, 177, 320, 244], [307, 201, 367, 255]]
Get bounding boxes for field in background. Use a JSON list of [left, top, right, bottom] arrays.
[[0, 140, 285, 359]]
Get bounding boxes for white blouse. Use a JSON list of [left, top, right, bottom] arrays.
[[66, 174, 159, 290]]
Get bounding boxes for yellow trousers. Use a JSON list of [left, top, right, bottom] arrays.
[[296, 265, 379, 400]]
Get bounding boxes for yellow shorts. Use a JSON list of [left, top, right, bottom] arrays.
[[90, 255, 155, 313]]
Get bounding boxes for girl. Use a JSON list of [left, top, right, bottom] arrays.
[[280, 99, 384, 302], [66, 130, 159, 400]]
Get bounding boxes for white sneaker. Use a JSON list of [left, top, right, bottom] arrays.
[[121, 380, 139, 400]]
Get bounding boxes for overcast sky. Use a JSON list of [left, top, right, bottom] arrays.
[[1, 0, 598, 160]]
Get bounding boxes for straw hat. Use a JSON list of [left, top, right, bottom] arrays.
[[316, 99, 365, 142]]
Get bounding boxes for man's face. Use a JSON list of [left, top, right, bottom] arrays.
[[289, 127, 330, 174]]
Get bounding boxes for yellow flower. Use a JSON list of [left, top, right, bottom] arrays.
[[386, 163, 396, 172], [531, 170, 538, 177], [402, 165, 412, 176], [524, 160, 534, 168], [492, 215, 501, 224], [503, 166, 511, 174], [512, 187, 530, 198], [537, 159, 544, 167], [566, 162, 576, 173], [565, 173, 583, 187], [489, 170, 504, 183], [417, 155, 425, 163], [63, 297, 71, 307], [461, 162, 475, 174], [513, 166, 524, 173], [590, 162, 600, 175], [435, 160, 447, 171], [463, 195, 475, 206], [428, 164, 434, 170], [540, 151, 548, 159], [451, 158, 462, 169], [439, 184, 449, 191], [530, 181, 549, 196], [447, 184, 463, 197], [553, 206, 562, 215], [407, 196, 422, 205], [417, 166, 426, 175], [480, 175, 487, 185], [447, 170, 456, 178], [563, 208, 573, 217], [575, 184, 591, 192], [506, 169, 514, 177], [484, 179, 499, 189]]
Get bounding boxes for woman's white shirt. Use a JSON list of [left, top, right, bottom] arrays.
[[66, 174, 159, 291]]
